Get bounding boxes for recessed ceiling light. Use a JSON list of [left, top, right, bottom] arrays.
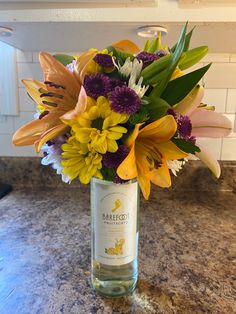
[[137, 25, 168, 38], [0, 27, 13, 38]]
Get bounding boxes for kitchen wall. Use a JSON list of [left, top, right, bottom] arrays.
[[0, 50, 236, 159]]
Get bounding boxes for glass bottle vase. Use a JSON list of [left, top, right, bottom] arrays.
[[90, 177, 139, 298]]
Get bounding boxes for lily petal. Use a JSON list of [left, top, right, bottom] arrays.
[[190, 108, 232, 138], [12, 112, 62, 146], [74, 50, 97, 82], [125, 124, 142, 147], [39, 52, 81, 101], [150, 159, 172, 188], [139, 115, 177, 142], [157, 141, 188, 160], [111, 40, 140, 54], [22, 79, 46, 106], [61, 86, 88, 121], [174, 84, 204, 116], [136, 154, 151, 200], [195, 144, 221, 178], [117, 145, 138, 180], [34, 124, 69, 153], [137, 172, 151, 201]]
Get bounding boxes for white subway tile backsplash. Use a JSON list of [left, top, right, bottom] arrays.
[[224, 114, 236, 137], [226, 89, 236, 113], [203, 89, 227, 112], [19, 88, 36, 112], [204, 63, 236, 89], [202, 53, 230, 63], [221, 138, 236, 160], [17, 63, 42, 87], [0, 116, 14, 134], [196, 138, 222, 160], [33, 52, 40, 63], [16, 50, 33, 63], [0, 134, 36, 157]]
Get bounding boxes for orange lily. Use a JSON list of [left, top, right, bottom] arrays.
[[117, 115, 188, 200], [13, 41, 139, 153], [12, 52, 83, 152], [111, 40, 140, 54]]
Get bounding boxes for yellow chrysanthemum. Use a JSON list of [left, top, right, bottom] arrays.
[[67, 96, 128, 154], [61, 137, 102, 184]]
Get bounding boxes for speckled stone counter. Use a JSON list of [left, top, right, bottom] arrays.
[[0, 158, 236, 314]]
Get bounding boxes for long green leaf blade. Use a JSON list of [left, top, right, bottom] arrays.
[[143, 39, 151, 52], [161, 63, 212, 106], [179, 46, 208, 70], [171, 26, 195, 52], [141, 54, 172, 84], [148, 38, 158, 53], [172, 138, 201, 154], [150, 22, 188, 98], [147, 97, 170, 121]]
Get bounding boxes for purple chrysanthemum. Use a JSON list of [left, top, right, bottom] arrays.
[[93, 54, 114, 68], [177, 115, 192, 139], [136, 51, 160, 66], [167, 108, 177, 120], [156, 50, 168, 58], [186, 135, 196, 145], [103, 145, 129, 169], [110, 78, 124, 91], [83, 74, 111, 99], [110, 86, 141, 114]]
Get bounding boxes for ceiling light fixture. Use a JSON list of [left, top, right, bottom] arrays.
[[0, 27, 13, 38], [137, 25, 168, 38]]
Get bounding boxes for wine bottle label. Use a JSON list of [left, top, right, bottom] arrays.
[[92, 180, 138, 266]]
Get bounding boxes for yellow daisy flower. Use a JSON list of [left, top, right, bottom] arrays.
[[61, 137, 102, 184], [67, 96, 129, 154]]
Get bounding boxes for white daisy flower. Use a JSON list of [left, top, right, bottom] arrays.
[[167, 158, 189, 176]]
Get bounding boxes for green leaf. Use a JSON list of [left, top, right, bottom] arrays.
[[107, 46, 134, 66], [171, 26, 195, 52], [143, 39, 151, 52], [143, 68, 168, 86], [129, 106, 149, 125], [161, 63, 212, 106], [147, 97, 170, 121], [179, 46, 208, 70], [141, 54, 172, 85], [150, 22, 188, 98], [53, 54, 74, 66], [101, 167, 116, 182], [147, 38, 158, 53], [172, 138, 201, 154], [157, 32, 163, 50]]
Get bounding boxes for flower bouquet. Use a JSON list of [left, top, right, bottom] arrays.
[[13, 23, 232, 297]]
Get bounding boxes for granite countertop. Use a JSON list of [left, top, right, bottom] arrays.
[[0, 158, 236, 314]]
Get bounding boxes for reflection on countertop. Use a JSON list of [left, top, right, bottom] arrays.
[[0, 158, 235, 313]]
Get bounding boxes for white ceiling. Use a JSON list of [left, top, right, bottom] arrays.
[[0, 22, 236, 53]]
